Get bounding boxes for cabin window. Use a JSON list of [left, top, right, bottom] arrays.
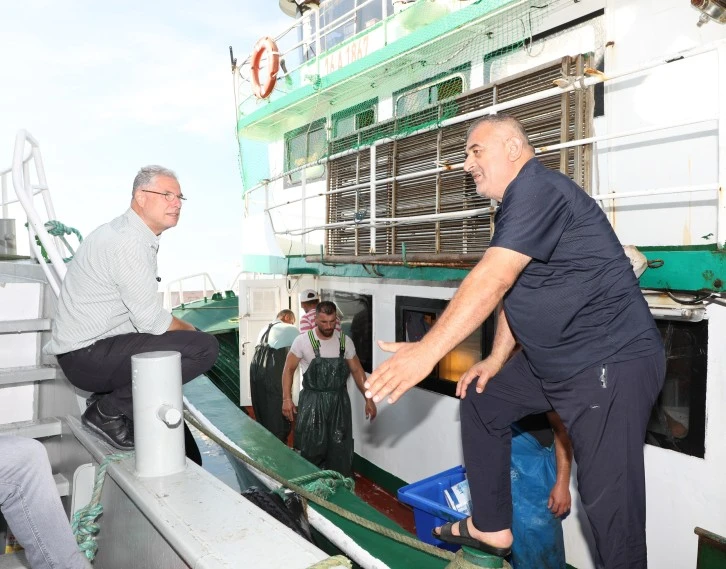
[[395, 74, 465, 118], [317, 0, 394, 51], [332, 99, 377, 139], [646, 319, 707, 458], [321, 289, 373, 373], [395, 296, 495, 397], [284, 119, 327, 185]]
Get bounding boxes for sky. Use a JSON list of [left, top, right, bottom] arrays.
[[0, 1, 289, 291]]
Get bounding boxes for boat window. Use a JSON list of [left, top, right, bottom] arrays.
[[332, 99, 377, 139], [646, 319, 707, 458], [311, 0, 395, 53], [395, 75, 465, 118], [284, 119, 327, 185], [395, 296, 495, 397], [321, 289, 373, 373]]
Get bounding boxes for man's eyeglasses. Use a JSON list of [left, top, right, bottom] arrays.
[[141, 190, 187, 203]]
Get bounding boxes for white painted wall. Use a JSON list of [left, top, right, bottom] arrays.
[[0, 282, 43, 424]]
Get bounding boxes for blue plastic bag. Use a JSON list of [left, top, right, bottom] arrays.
[[510, 425, 566, 569]]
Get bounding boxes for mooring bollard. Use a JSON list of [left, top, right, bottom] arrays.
[[132, 351, 186, 477]]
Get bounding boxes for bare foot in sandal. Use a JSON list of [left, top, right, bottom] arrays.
[[433, 518, 513, 557]]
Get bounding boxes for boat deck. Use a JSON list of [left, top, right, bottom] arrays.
[[184, 376, 448, 569]]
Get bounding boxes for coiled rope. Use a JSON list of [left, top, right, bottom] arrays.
[[26, 219, 83, 262], [71, 451, 133, 561]]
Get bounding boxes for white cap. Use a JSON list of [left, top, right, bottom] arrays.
[[300, 289, 319, 303]]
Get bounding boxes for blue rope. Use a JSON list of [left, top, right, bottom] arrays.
[[71, 452, 133, 562]]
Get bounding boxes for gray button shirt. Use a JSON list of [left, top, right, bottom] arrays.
[[45, 208, 173, 355]]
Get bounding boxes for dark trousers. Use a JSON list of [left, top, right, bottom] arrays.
[[461, 350, 665, 569], [57, 330, 219, 465]]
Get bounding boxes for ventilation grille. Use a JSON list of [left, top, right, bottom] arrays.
[[326, 55, 593, 265]]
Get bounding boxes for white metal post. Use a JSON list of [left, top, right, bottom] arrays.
[[301, 167, 307, 251], [369, 144, 376, 253], [132, 351, 186, 477], [717, 44, 726, 248]]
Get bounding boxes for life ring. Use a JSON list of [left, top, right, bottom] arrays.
[[250, 36, 280, 99]]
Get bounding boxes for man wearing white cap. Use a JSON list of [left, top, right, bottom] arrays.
[[299, 289, 340, 332]]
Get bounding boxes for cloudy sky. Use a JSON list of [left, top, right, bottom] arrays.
[[0, 1, 289, 290]]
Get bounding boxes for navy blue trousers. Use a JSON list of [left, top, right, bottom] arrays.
[[461, 350, 665, 569]]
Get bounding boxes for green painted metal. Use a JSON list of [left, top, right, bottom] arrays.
[[695, 527, 726, 569], [184, 376, 449, 569], [461, 546, 505, 568], [171, 293, 239, 334], [173, 294, 243, 409], [243, 245, 726, 292], [237, 0, 515, 137], [639, 247, 726, 292]]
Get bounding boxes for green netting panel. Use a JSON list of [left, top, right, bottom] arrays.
[[237, 0, 569, 189]]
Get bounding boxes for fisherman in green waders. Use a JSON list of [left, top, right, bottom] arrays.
[[282, 301, 377, 476]]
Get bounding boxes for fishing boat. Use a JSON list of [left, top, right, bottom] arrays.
[[223, 0, 726, 567]]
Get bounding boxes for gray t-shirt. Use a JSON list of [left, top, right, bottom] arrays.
[[290, 329, 356, 375]]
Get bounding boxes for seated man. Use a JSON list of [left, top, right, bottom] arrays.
[[45, 166, 219, 458], [0, 435, 90, 569], [282, 301, 376, 476]]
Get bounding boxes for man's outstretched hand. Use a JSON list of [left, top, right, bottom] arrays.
[[364, 340, 438, 404]]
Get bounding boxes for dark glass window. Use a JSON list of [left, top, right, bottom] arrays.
[[321, 289, 373, 373], [395, 296, 495, 397], [646, 319, 707, 458]]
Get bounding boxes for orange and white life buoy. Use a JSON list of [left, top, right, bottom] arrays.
[[250, 36, 280, 99]]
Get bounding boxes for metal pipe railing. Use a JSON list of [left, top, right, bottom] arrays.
[[245, 37, 726, 197], [8, 131, 66, 295]]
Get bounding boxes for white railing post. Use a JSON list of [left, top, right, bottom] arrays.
[[717, 43, 726, 248], [132, 351, 186, 477], [11, 131, 66, 294], [301, 167, 307, 251], [369, 144, 376, 254]]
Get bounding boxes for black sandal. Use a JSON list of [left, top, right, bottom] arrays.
[[432, 519, 512, 558]]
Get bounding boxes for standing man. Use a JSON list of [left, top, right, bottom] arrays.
[[298, 289, 320, 332], [45, 166, 219, 460], [299, 289, 340, 332], [282, 301, 376, 476], [250, 309, 299, 441], [364, 115, 664, 568]]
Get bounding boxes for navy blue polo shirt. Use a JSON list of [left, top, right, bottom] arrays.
[[490, 158, 662, 381]]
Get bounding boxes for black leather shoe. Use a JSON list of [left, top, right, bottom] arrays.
[[82, 400, 135, 450]]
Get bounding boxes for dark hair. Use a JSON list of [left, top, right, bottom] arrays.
[[316, 301, 337, 315], [466, 113, 531, 147]]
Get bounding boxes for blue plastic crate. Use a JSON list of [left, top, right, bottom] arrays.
[[397, 465, 468, 552]]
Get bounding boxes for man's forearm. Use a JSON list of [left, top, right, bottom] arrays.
[[282, 369, 294, 401], [418, 248, 528, 365], [489, 305, 517, 366]]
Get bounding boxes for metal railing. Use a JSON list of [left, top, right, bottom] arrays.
[[255, 38, 726, 250], [1, 131, 68, 295], [163, 273, 218, 310]]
